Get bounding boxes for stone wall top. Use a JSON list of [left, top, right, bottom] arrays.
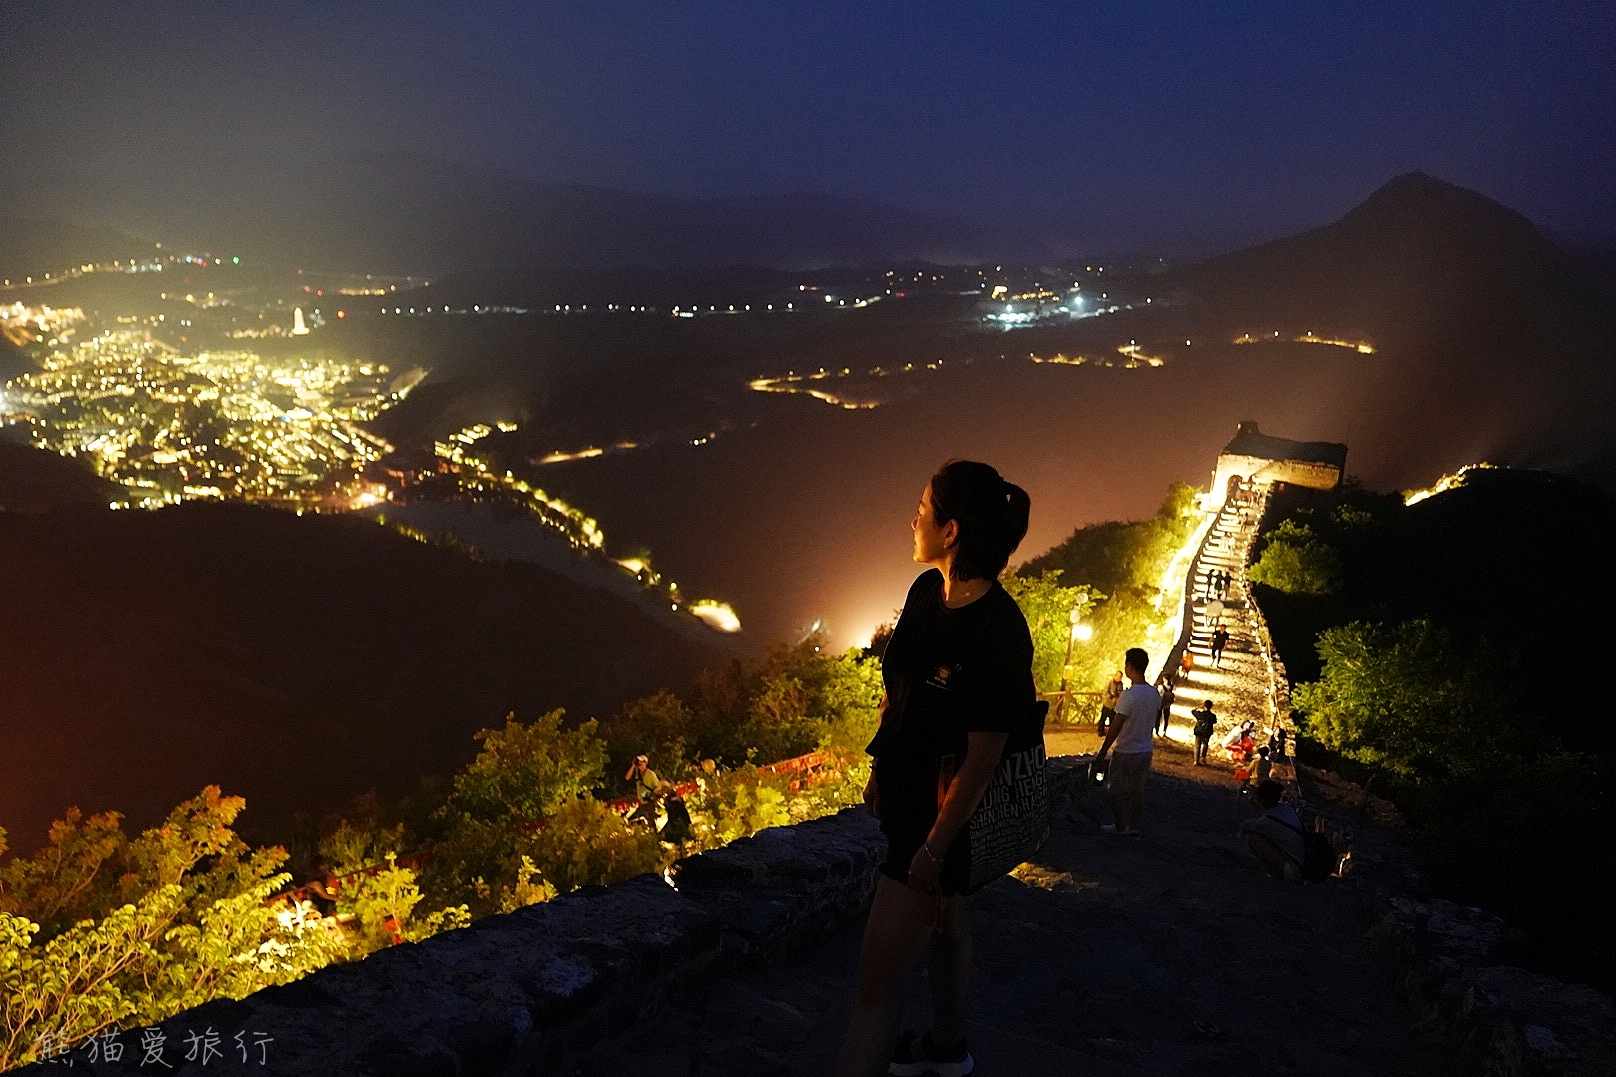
[[14, 809, 888, 1077]]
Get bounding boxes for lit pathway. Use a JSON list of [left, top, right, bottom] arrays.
[[1164, 486, 1289, 757]]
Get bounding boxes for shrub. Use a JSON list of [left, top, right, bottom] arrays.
[[0, 788, 349, 1070], [520, 798, 666, 893], [1019, 481, 1197, 596], [999, 569, 1095, 694], [680, 639, 881, 766], [1249, 520, 1342, 595], [1292, 619, 1516, 782], [1009, 481, 1198, 698], [599, 689, 697, 782], [446, 709, 608, 822], [1, 647, 880, 1064]]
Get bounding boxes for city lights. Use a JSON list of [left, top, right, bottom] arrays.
[[3, 330, 408, 508]]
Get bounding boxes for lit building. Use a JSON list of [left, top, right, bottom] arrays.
[[1208, 421, 1347, 508]]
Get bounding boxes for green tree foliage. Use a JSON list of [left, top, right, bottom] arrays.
[[1, 642, 885, 1059], [0, 808, 124, 938], [1330, 504, 1377, 530], [446, 709, 608, 821], [1292, 620, 1516, 782], [802, 647, 885, 754], [998, 570, 1096, 693], [317, 817, 406, 880], [701, 772, 791, 844], [682, 758, 871, 847], [1006, 482, 1197, 700], [599, 689, 695, 781], [1019, 482, 1197, 595], [422, 644, 880, 912], [681, 639, 882, 766], [316, 822, 470, 950], [423, 709, 664, 914], [329, 854, 471, 949], [0, 788, 349, 1070], [499, 856, 559, 913], [1249, 519, 1342, 595], [426, 796, 658, 913], [522, 799, 668, 892], [738, 672, 817, 764], [1255, 474, 1616, 990]]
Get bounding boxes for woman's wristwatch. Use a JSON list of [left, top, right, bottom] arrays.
[[920, 840, 944, 865]]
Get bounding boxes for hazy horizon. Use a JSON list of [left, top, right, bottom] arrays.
[[5, 2, 1613, 258]]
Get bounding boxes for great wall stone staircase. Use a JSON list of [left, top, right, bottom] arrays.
[[1167, 484, 1288, 752]]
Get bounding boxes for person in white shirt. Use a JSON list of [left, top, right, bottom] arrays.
[[1095, 647, 1159, 837]]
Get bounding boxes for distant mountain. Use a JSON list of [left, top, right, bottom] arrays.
[[0, 338, 29, 382], [0, 216, 156, 280], [0, 444, 123, 512], [1172, 172, 1611, 348], [982, 173, 1616, 489], [0, 502, 729, 851], [1162, 172, 1616, 484], [1565, 240, 1616, 292], [45, 153, 1041, 274]]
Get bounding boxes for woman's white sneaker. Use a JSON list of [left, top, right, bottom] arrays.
[[889, 1031, 975, 1076]]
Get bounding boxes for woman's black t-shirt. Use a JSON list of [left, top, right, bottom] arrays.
[[868, 569, 1036, 883]]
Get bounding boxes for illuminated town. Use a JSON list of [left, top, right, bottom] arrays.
[[0, 294, 742, 632], [1, 321, 410, 509]]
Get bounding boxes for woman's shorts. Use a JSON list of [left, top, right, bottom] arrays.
[[877, 776, 970, 895]]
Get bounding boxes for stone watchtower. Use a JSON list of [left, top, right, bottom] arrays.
[[1208, 421, 1347, 509]]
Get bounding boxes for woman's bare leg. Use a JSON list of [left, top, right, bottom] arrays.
[[838, 874, 941, 1077], [927, 894, 972, 1048]]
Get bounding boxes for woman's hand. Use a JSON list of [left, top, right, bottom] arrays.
[[907, 843, 941, 895], [862, 771, 880, 818]]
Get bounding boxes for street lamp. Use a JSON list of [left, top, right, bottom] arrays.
[[1057, 591, 1090, 722]]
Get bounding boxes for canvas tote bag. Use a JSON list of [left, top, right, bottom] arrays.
[[961, 699, 1050, 891]]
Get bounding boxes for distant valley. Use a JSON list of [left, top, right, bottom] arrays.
[[3, 170, 1613, 853]]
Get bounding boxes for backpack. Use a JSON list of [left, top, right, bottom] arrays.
[[1192, 710, 1216, 738], [1278, 817, 1338, 883]]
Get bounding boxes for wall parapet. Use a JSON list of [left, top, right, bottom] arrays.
[[15, 809, 888, 1077], [15, 759, 1089, 1076], [1354, 881, 1616, 1076]]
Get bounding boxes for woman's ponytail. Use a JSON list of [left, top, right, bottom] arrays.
[[929, 460, 1031, 581], [1001, 478, 1031, 558]]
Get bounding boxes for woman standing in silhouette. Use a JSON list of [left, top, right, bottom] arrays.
[[839, 460, 1036, 1077]]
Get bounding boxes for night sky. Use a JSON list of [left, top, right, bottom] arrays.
[[4, 0, 1613, 252]]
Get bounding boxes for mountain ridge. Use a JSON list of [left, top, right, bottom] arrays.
[[0, 216, 158, 280], [1170, 171, 1608, 343], [10, 152, 1043, 275], [0, 501, 730, 852]]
